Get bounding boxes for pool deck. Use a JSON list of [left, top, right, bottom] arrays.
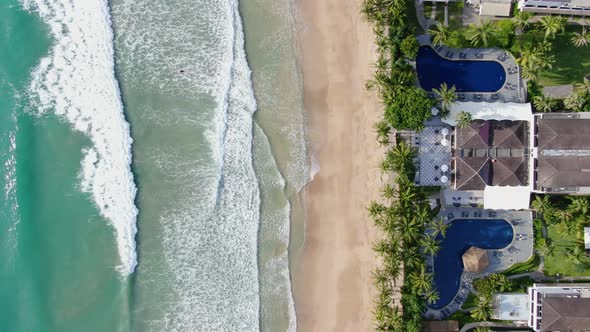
[[414, 37, 526, 103], [424, 208, 533, 320]]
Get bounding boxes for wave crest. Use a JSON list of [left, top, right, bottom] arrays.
[[23, 0, 139, 275]]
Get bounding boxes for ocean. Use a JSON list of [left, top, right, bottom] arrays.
[[0, 0, 307, 331]]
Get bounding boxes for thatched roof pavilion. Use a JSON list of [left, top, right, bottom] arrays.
[[462, 246, 489, 272]]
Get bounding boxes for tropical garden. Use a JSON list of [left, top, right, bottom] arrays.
[[429, 12, 590, 113], [531, 194, 590, 276]]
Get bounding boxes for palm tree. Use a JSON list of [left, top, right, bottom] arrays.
[[400, 215, 421, 244], [571, 26, 590, 47], [374, 119, 391, 146], [537, 238, 555, 257], [432, 83, 457, 116], [512, 11, 533, 34], [425, 288, 440, 305], [380, 183, 395, 201], [385, 140, 416, 174], [403, 246, 423, 270], [372, 268, 389, 287], [565, 246, 586, 266], [531, 195, 552, 214], [429, 218, 449, 238], [466, 20, 497, 47], [533, 94, 557, 112], [414, 205, 431, 225], [455, 111, 472, 128], [557, 219, 577, 237], [421, 234, 440, 256], [368, 201, 386, 218], [568, 196, 590, 214], [471, 294, 493, 321], [409, 265, 432, 294], [429, 22, 450, 46], [539, 15, 567, 40], [373, 240, 393, 257]]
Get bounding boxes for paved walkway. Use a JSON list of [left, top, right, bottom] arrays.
[[415, 0, 436, 32], [460, 321, 529, 332]]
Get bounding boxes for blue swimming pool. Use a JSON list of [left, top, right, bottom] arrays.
[[429, 218, 513, 310], [416, 46, 506, 93]]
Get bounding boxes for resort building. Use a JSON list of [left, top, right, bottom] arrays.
[[492, 284, 590, 331], [533, 113, 590, 194], [528, 284, 590, 331], [518, 0, 590, 16], [413, 103, 590, 209]]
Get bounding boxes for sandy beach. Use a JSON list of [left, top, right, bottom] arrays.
[[293, 0, 384, 330]]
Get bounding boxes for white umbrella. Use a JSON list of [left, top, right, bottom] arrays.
[[441, 164, 449, 172], [441, 128, 449, 135], [441, 175, 449, 183], [441, 138, 449, 146]]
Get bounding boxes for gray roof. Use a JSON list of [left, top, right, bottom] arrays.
[[541, 297, 590, 332], [455, 120, 528, 190], [536, 118, 590, 190]]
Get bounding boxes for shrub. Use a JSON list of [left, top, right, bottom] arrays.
[[401, 35, 420, 59], [384, 86, 433, 130]]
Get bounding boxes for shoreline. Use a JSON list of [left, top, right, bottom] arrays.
[[292, 0, 384, 330]]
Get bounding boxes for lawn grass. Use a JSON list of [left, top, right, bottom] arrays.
[[460, 292, 477, 309], [544, 224, 590, 276], [539, 25, 590, 87], [502, 254, 541, 276]]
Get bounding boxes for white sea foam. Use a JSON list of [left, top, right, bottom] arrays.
[[22, 0, 138, 275], [109, 0, 263, 330]]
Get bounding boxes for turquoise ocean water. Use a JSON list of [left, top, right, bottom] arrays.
[[0, 0, 307, 331]]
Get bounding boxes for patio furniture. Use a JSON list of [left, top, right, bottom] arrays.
[[440, 175, 448, 183], [441, 164, 449, 172], [447, 213, 455, 220], [441, 138, 450, 146], [441, 128, 449, 136]]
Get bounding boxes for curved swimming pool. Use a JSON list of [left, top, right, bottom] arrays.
[[416, 46, 506, 93], [429, 218, 513, 310]]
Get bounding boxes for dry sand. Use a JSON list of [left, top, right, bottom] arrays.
[[293, 0, 385, 331]]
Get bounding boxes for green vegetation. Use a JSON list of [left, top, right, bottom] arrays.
[[428, 11, 590, 100], [363, 0, 442, 327], [501, 253, 540, 275], [455, 111, 472, 128], [470, 274, 511, 321], [401, 35, 419, 59], [545, 225, 590, 276], [432, 82, 457, 118], [461, 292, 478, 309], [448, 310, 478, 327], [510, 276, 535, 293], [539, 25, 590, 87], [448, 2, 463, 29], [531, 195, 590, 276]]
